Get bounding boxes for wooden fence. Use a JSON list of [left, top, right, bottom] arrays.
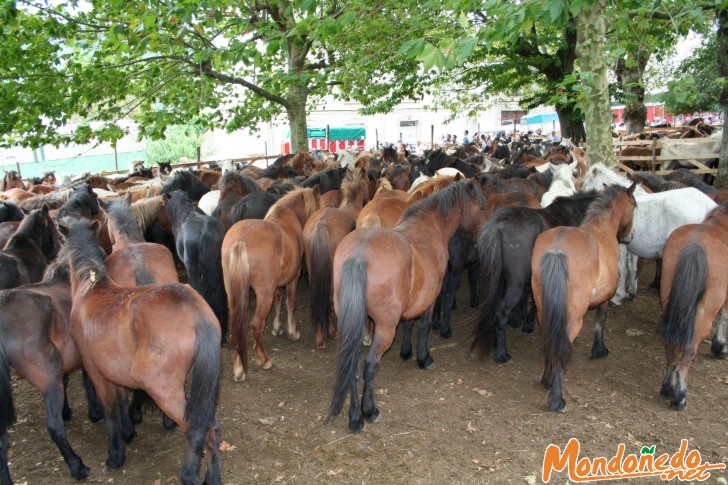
[[98, 154, 282, 177], [613, 137, 719, 176]]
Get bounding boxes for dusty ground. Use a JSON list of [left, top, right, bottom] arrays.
[[6, 262, 728, 484]]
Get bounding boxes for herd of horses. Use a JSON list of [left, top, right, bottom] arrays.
[[0, 141, 726, 483]]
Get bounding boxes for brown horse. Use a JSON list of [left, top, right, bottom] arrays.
[[0, 259, 90, 483], [303, 168, 370, 348], [222, 187, 321, 382], [61, 219, 222, 484], [0, 171, 26, 191], [327, 180, 487, 432], [531, 184, 637, 411], [658, 205, 728, 410]]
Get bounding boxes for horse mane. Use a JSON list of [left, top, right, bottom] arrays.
[[407, 174, 459, 202], [630, 172, 665, 192], [266, 179, 298, 195], [219, 171, 262, 194], [300, 167, 345, 193], [60, 218, 108, 287], [339, 168, 367, 206], [582, 185, 630, 224], [477, 173, 510, 194], [266, 186, 318, 220], [166, 190, 203, 225], [498, 164, 533, 179], [375, 177, 393, 194], [290, 152, 317, 176], [527, 170, 553, 188], [129, 195, 167, 231], [400, 180, 483, 223], [57, 184, 100, 219], [159, 171, 211, 199], [106, 198, 145, 241], [17, 189, 72, 211]]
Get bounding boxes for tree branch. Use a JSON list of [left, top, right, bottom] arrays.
[[198, 60, 289, 108]]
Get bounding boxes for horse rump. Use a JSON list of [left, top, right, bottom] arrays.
[[658, 244, 708, 357]]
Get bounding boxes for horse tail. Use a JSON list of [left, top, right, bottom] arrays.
[[658, 244, 707, 355], [224, 241, 249, 376], [184, 318, 221, 434], [0, 339, 15, 434], [470, 225, 504, 359], [310, 219, 333, 340], [327, 257, 367, 422], [360, 213, 381, 228], [189, 227, 229, 340], [539, 252, 572, 374]]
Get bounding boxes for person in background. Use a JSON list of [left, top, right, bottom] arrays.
[[547, 130, 561, 143], [462, 130, 471, 144], [452, 135, 458, 144], [445, 134, 452, 144]]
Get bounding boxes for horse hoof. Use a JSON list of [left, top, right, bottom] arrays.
[[608, 299, 621, 308], [88, 409, 103, 423], [671, 398, 687, 410], [649, 282, 660, 290], [591, 347, 609, 359], [549, 399, 566, 412], [710, 340, 728, 358], [400, 350, 413, 361], [419, 355, 435, 369], [439, 328, 452, 339], [348, 418, 365, 433], [431, 320, 441, 331], [72, 464, 91, 480], [362, 334, 373, 347], [262, 358, 273, 370], [316, 340, 327, 349], [521, 324, 535, 334], [495, 353, 512, 364], [271, 327, 283, 337], [470, 298, 479, 308], [162, 415, 178, 431], [289, 331, 301, 341], [232, 371, 246, 383], [364, 408, 380, 423]]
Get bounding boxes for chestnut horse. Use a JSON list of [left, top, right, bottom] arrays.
[[0, 206, 58, 289], [532, 184, 637, 411], [328, 180, 487, 432], [222, 187, 321, 382], [0, 171, 26, 191], [658, 205, 728, 409], [60, 219, 222, 484], [0, 259, 90, 483], [303, 168, 370, 348]]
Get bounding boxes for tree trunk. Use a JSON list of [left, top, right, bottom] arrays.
[[286, 34, 310, 153], [555, 105, 586, 145], [575, 0, 614, 167], [616, 52, 650, 135], [715, 8, 728, 189], [286, 84, 309, 153]]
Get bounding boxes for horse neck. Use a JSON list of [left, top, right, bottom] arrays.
[[110, 231, 143, 251], [397, 204, 462, 247], [7, 216, 42, 249], [266, 204, 306, 232], [339, 186, 366, 214], [582, 202, 626, 237], [167, 198, 198, 228]]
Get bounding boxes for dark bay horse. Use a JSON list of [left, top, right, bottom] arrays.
[[166, 191, 228, 342], [222, 187, 321, 381], [470, 191, 600, 363], [532, 185, 637, 411], [0, 201, 25, 223], [61, 219, 222, 484], [303, 168, 370, 348], [0, 206, 58, 289], [57, 183, 112, 253], [328, 180, 487, 432], [159, 171, 211, 203], [0, 260, 90, 483], [658, 205, 728, 409]]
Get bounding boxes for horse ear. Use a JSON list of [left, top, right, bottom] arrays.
[[465, 179, 476, 194], [455, 172, 464, 181], [124, 191, 132, 206], [627, 183, 637, 195], [57, 222, 70, 239], [41, 204, 49, 215], [89, 219, 101, 234], [311, 185, 320, 197]]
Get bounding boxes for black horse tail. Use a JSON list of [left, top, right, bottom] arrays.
[[223, 241, 249, 379], [189, 228, 229, 342], [539, 252, 572, 375], [0, 339, 15, 434], [658, 244, 707, 355], [470, 225, 504, 359], [184, 318, 221, 435], [327, 257, 367, 422], [310, 219, 334, 341]]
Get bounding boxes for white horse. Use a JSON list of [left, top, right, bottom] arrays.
[[661, 131, 722, 170], [540, 161, 578, 207], [407, 167, 465, 193], [198, 190, 220, 216], [336, 149, 358, 169], [581, 163, 717, 305]]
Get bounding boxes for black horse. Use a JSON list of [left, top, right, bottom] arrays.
[[0, 206, 58, 289], [159, 171, 211, 202], [0, 201, 25, 224], [166, 191, 228, 342], [431, 230, 479, 338], [299, 167, 347, 194], [470, 191, 599, 363], [213, 192, 280, 230]]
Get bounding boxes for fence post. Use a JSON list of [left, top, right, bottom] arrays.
[[196, 146, 201, 169], [651, 137, 657, 174]]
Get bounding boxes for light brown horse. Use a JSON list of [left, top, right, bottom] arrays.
[[658, 205, 728, 410], [222, 187, 321, 381], [61, 218, 222, 483], [303, 168, 370, 348], [531, 184, 637, 411], [327, 180, 487, 432]]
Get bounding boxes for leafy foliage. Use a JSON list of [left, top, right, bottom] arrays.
[[145, 124, 207, 166], [663, 35, 724, 114]]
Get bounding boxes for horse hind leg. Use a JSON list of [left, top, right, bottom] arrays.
[[284, 277, 301, 341], [548, 363, 567, 412], [362, 326, 396, 425], [399, 319, 414, 361], [591, 303, 610, 359], [671, 311, 713, 410], [609, 245, 630, 306], [416, 307, 435, 369], [203, 416, 222, 485], [252, 290, 275, 369], [710, 308, 728, 358], [270, 288, 284, 337], [43, 383, 91, 479]]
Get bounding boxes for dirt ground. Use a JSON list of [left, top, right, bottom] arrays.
[[6, 261, 728, 484]]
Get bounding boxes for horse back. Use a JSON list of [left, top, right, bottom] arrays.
[[106, 243, 178, 287]]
